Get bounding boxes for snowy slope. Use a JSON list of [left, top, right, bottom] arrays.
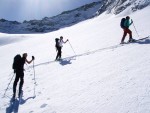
[[0, 6, 150, 113]]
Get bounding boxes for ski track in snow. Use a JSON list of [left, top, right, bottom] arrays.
[[34, 35, 150, 68]]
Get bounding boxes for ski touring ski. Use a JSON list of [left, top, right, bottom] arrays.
[[120, 36, 150, 45]]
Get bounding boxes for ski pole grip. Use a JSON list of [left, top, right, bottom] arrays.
[[32, 56, 35, 60]]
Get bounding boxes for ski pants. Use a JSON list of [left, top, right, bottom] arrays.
[[56, 46, 62, 60], [13, 70, 24, 95], [121, 28, 132, 42]]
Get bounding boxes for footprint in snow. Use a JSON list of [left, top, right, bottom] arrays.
[[40, 103, 47, 108], [38, 92, 41, 94], [47, 98, 50, 100], [27, 71, 30, 73]]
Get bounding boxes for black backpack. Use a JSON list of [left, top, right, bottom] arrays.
[[12, 54, 22, 70], [55, 38, 60, 47], [120, 18, 126, 28]]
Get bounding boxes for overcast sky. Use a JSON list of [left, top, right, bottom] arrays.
[[0, 0, 99, 22]]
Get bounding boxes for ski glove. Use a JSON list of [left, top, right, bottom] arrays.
[[131, 19, 133, 24], [32, 56, 35, 60]]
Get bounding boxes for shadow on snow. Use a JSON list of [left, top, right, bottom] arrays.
[[6, 96, 35, 113]]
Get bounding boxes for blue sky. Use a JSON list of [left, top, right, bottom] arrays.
[[0, 0, 99, 22]]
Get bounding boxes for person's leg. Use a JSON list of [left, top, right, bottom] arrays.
[[55, 46, 59, 60], [19, 72, 24, 96], [55, 50, 59, 60], [56, 47, 61, 60], [121, 29, 127, 43], [126, 28, 133, 42], [13, 73, 19, 97], [59, 47, 62, 59]]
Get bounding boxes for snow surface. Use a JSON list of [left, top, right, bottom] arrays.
[[0, 6, 150, 113]]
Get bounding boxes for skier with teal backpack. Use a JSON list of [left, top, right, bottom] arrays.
[[120, 16, 135, 44]]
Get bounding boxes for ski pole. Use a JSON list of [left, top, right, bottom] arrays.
[[33, 60, 36, 97], [33, 80, 36, 98], [3, 73, 15, 97], [33, 60, 36, 83], [68, 40, 76, 56], [132, 20, 140, 39]]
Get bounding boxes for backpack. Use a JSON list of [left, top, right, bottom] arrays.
[[12, 54, 22, 70], [120, 18, 126, 28], [55, 38, 60, 47]]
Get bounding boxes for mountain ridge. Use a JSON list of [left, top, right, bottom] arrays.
[[0, 0, 150, 34], [0, 2, 100, 33]]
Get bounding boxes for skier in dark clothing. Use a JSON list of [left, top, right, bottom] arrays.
[[13, 53, 34, 98], [55, 36, 68, 61], [121, 16, 135, 44]]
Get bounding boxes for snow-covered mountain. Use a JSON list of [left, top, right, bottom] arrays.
[[0, 2, 100, 34], [97, 0, 150, 15], [0, 0, 150, 34]]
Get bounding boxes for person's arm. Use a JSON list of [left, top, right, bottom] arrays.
[[129, 19, 133, 26], [63, 39, 69, 43], [26, 56, 35, 64]]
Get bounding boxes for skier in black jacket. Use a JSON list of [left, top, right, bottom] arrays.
[[13, 53, 34, 98]]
